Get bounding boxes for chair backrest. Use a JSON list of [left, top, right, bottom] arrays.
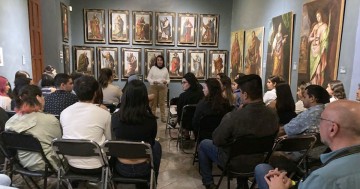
[[228, 134, 277, 158], [180, 104, 197, 130], [197, 114, 224, 141], [273, 135, 317, 153], [169, 97, 179, 106]]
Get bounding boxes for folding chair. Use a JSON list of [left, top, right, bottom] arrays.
[[165, 97, 179, 139], [103, 140, 156, 189], [176, 104, 197, 154], [216, 133, 277, 189], [51, 139, 110, 189], [1, 131, 57, 189]]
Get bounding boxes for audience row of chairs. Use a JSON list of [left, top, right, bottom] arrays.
[[0, 131, 155, 189]]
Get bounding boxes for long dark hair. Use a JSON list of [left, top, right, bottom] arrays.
[[155, 55, 165, 69], [119, 80, 155, 124], [98, 68, 113, 88], [183, 72, 201, 91], [275, 83, 295, 113], [205, 78, 229, 114]]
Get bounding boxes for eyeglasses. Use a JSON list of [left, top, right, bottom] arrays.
[[319, 117, 337, 125]]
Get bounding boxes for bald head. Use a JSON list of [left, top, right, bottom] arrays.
[[326, 100, 360, 135]]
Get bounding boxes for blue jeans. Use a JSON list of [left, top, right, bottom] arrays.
[[198, 139, 224, 185], [254, 163, 274, 189]]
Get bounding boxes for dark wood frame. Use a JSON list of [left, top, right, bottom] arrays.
[[83, 9, 106, 43], [155, 12, 175, 45], [73, 46, 95, 76], [209, 50, 228, 78], [177, 13, 197, 46], [63, 44, 71, 75], [133, 11, 153, 45], [167, 49, 186, 80], [144, 48, 165, 80], [199, 14, 219, 47], [121, 48, 142, 80], [97, 47, 119, 80], [188, 49, 207, 80], [60, 3, 69, 42], [109, 10, 130, 44]]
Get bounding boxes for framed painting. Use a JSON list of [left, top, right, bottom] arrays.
[[63, 44, 71, 75], [298, 0, 345, 87], [83, 9, 106, 43], [97, 47, 119, 80], [167, 49, 186, 80], [133, 11, 153, 45], [122, 48, 142, 79], [177, 13, 197, 46], [265, 12, 294, 84], [155, 12, 175, 45], [73, 46, 95, 75], [244, 27, 264, 76], [229, 30, 244, 80], [109, 10, 129, 44], [144, 48, 165, 79], [60, 3, 69, 42], [188, 49, 206, 80], [199, 14, 219, 47], [209, 50, 227, 78]]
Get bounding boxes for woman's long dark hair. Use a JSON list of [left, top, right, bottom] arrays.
[[183, 72, 201, 91], [118, 80, 155, 124], [205, 78, 229, 114], [275, 83, 295, 113], [98, 68, 113, 88]]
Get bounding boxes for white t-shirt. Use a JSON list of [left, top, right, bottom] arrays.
[[60, 102, 111, 169], [0, 96, 11, 111], [147, 66, 170, 86], [263, 89, 277, 106], [102, 84, 122, 105]]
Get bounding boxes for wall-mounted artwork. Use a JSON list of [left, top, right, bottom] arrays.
[[63, 44, 71, 74], [133, 11, 152, 45], [156, 12, 175, 45], [199, 14, 219, 47], [97, 47, 119, 80], [60, 3, 69, 43], [188, 49, 206, 80], [73, 46, 95, 75], [298, 0, 345, 87], [167, 49, 185, 80], [265, 12, 294, 83], [178, 13, 197, 46], [229, 30, 244, 80], [244, 27, 264, 76], [209, 50, 227, 78], [144, 48, 165, 79], [109, 10, 129, 44], [122, 48, 142, 79], [83, 9, 106, 43]]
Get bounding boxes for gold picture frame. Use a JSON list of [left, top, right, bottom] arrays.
[[177, 13, 197, 46], [97, 47, 119, 80], [199, 14, 219, 47], [83, 9, 106, 43], [133, 11, 153, 45], [109, 10, 130, 44]]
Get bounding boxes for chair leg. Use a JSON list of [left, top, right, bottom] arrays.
[[216, 172, 226, 189], [227, 177, 231, 189]]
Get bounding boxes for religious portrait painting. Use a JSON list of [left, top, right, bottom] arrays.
[[199, 14, 219, 47], [97, 47, 119, 80], [122, 48, 142, 79], [265, 11, 294, 84], [229, 30, 244, 80], [60, 3, 69, 42], [209, 50, 228, 78], [63, 44, 71, 75], [188, 49, 206, 80], [133, 11, 152, 45], [83, 9, 106, 43], [144, 48, 165, 79], [109, 10, 129, 44], [73, 46, 95, 76], [156, 12, 175, 45], [167, 49, 185, 80], [244, 27, 264, 76], [178, 13, 197, 46], [298, 0, 345, 87]]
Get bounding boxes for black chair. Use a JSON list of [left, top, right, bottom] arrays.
[[176, 104, 197, 154], [216, 134, 277, 189], [165, 97, 179, 139], [51, 139, 110, 189], [1, 131, 57, 189], [5, 111, 16, 119], [103, 140, 156, 189]]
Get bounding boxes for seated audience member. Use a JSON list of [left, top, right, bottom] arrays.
[[12, 76, 32, 110], [5, 85, 61, 171], [177, 72, 204, 139], [192, 78, 232, 140], [255, 100, 360, 189], [121, 74, 155, 104], [268, 83, 297, 126], [219, 75, 235, 105], [60, 75, 111, 173], [0, 174, 11, 186], [94, 85, 108, 111], [357, 84, 360, 102], [295, 82, 308, 114], [326, 80, 346, 102], [15, 70, 31, 80], [282, 85, 330, 136], [112, 80, 161, 180], [0, 107, 8, 132], [98, 68, 122, 106], [40, 74, 56, 97], [232, 73, 245, 108], [44, 73, 78, 115], [0, 76, 11, 111], [198, 74, 278, 189], [263, 75, 284, 106]]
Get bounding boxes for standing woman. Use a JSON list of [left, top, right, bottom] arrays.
[[0, 76, 11, 111], [112, 80, 161, 182], [98, 68, 122, 106], [147, 55, 170, 122], [326, 80, 346, 102]]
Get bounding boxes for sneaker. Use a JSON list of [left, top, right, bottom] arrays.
[[205, 183, 217, 189]]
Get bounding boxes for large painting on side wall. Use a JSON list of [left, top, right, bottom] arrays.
[[229, 30, 244, 80], [298, 0, 345, 87], [265, 11, 294, 84], [244, 27, 264, 76]]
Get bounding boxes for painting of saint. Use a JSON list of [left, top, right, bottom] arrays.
[[209, 50, 227, 78], [60, 3, 69, 42], [167, 49, 185, 79], [178, 13, 197, 46], [156, 12, 175, 45], [133, 11, 152, 44], [122, 48, 142, 79], [188, 50, 206, 79], [73, 46, 94, 75], [109, 10, 129, 44], [63, 45, 70, 74], [84, 9, 105, 43], [199, 14, 219, 46], [244, 27, 264, 76], [298, 0, 345, 87], [230, 30, 244, 80], [98, 47, 119, 80]]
